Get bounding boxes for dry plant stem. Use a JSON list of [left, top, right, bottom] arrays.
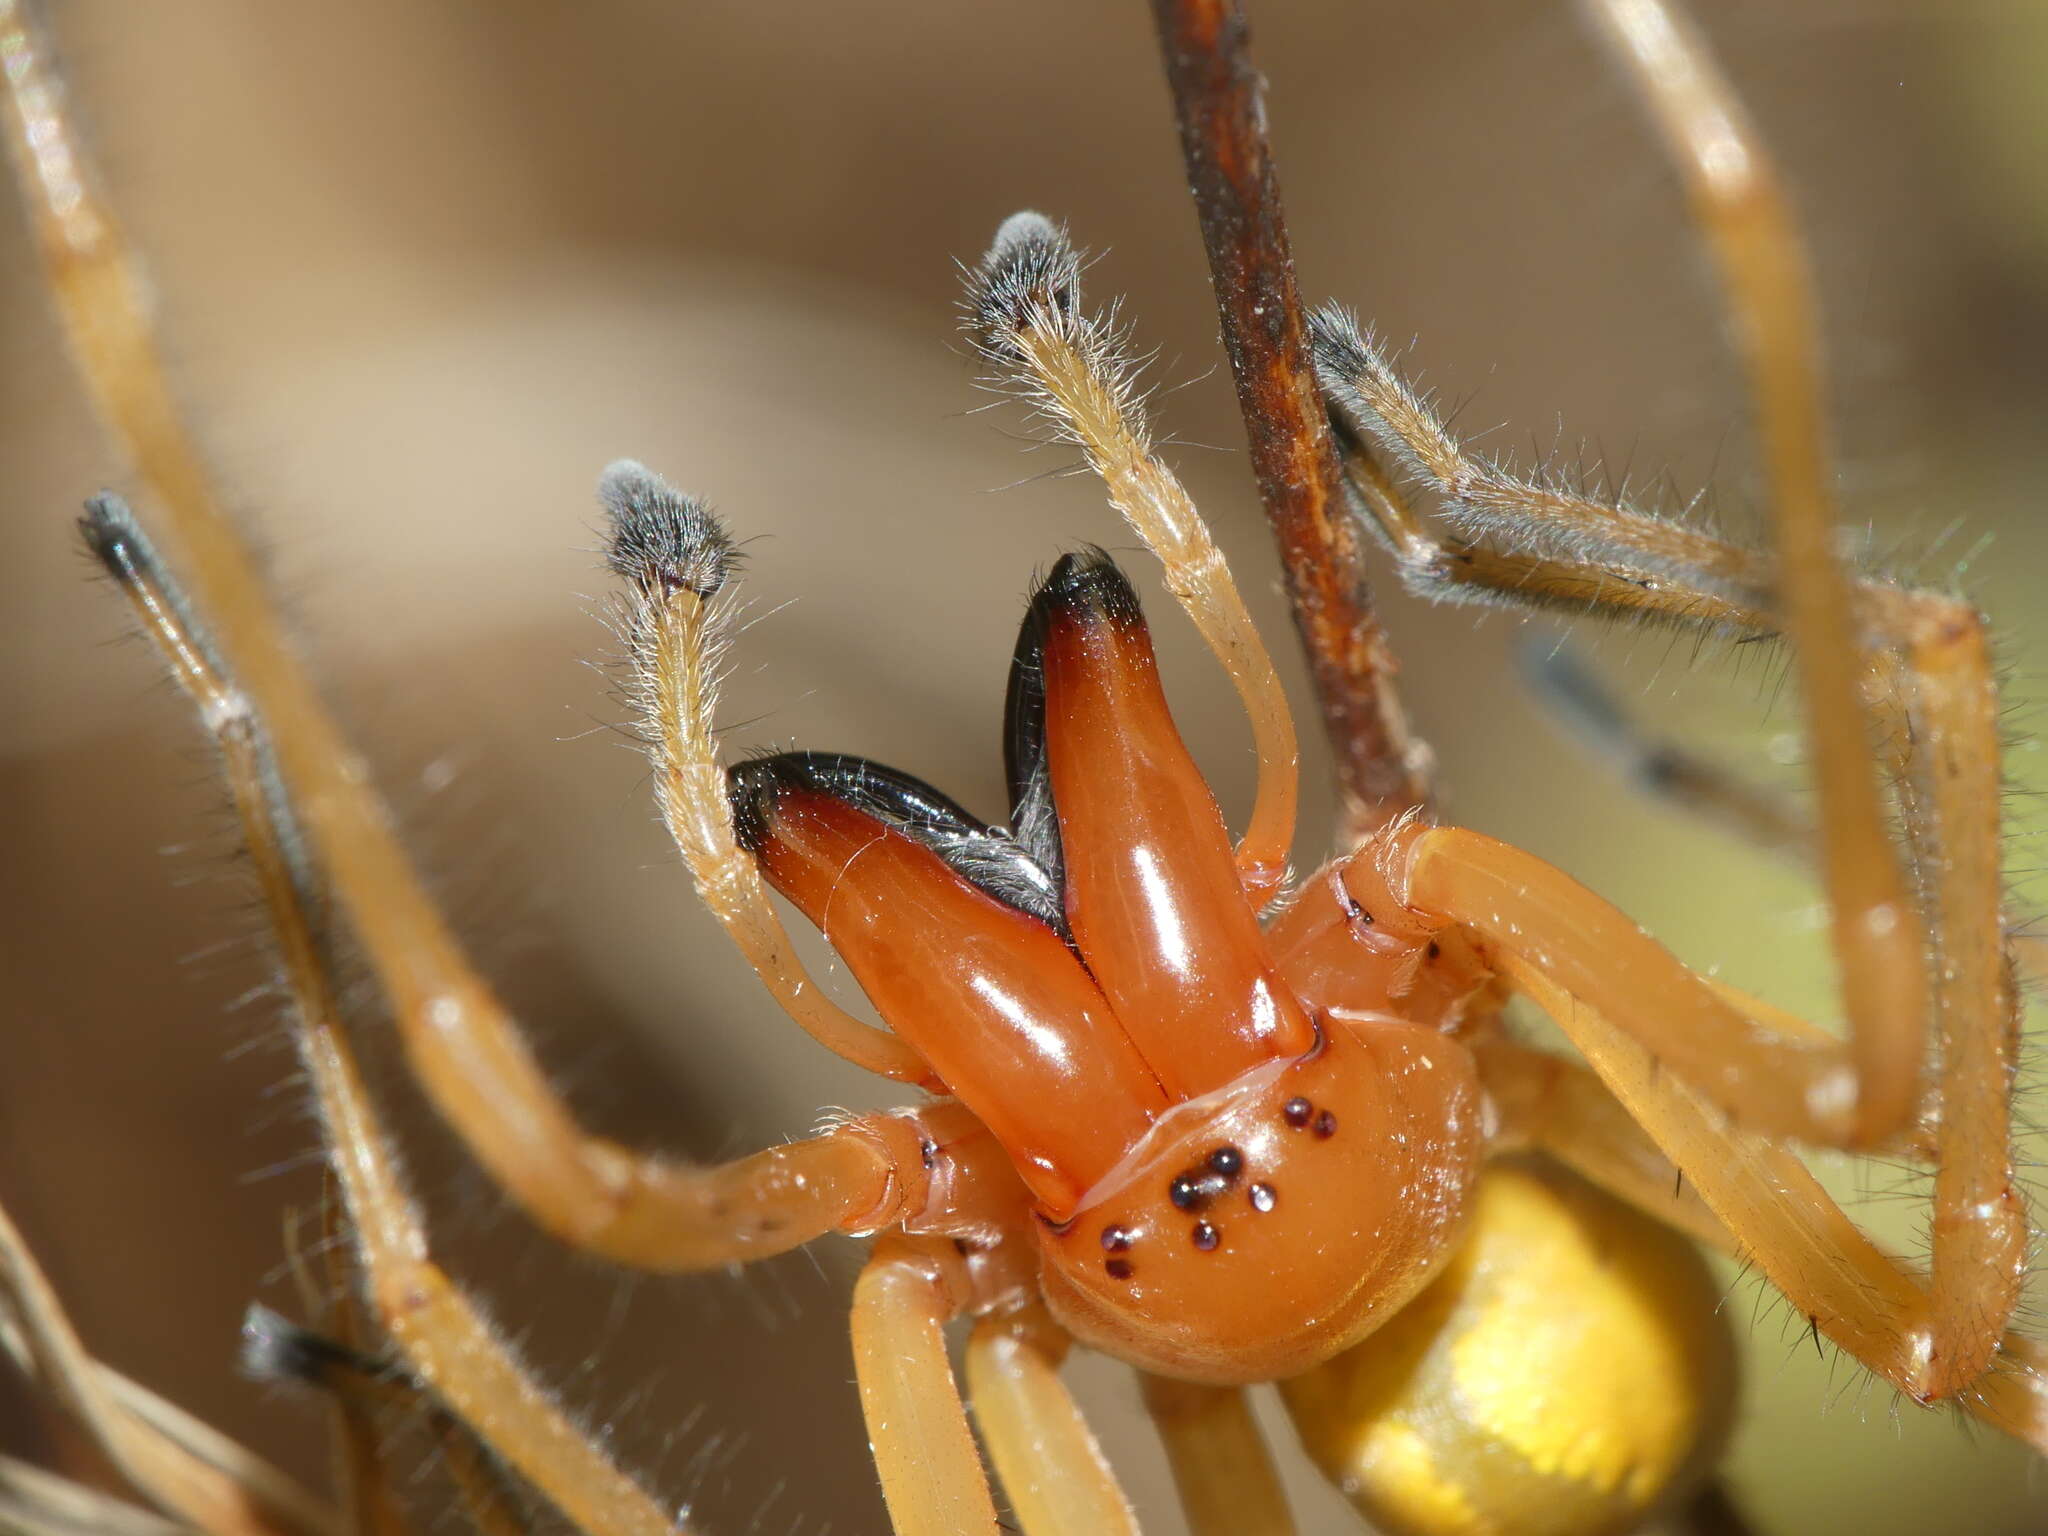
[[1583, 0, 1924, 1148], [0, 1454, 196, 1536], [963, 1307, 1139, 1536], [639, 564, 931, 1081], [851, 1236, 1001, 1536], [0, 1199, 337, 1536], [1140, 1375, 1296, 1536], [1018, 323, 1299, 901], [1149, 0, 1431, 842], [1, 0, 916, 1273]]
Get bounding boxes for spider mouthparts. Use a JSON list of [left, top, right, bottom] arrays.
[[597, 459, 735, 599], [964, 209, 1080, 359]]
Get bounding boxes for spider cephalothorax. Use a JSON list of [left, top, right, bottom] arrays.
[[728, 548, 1485, 1381]]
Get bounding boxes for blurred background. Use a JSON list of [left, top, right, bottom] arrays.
[[3, 1, 2046, 1531]]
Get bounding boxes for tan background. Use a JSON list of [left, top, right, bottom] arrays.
[[4, 2, 2047, 1532]]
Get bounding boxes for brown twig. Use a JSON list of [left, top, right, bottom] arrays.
[[1147, 0, 1432, 843]]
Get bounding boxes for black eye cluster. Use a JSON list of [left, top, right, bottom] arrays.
[[1097, 1142, 1285, 1282]]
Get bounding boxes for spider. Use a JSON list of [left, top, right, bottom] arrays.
[[4, 3, 2048, 1536]]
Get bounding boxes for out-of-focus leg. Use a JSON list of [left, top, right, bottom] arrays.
[[850, 1236, 1001, 1536], [1584, 0, 1926, 1153], [1140, 1375, 1297, 1536], [963, 1305, 1138, 1536]]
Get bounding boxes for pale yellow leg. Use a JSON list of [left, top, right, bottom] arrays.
[[963, 1306, 1138, 1536], [0, 0, 928, 1278], [1141, 1375, 1296, 1536], [850, 1236, 1001, 1536], [1504, 960, 2034, 1425]]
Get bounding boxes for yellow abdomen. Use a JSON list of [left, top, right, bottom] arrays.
[[1280, 1158, 1735, 1536]]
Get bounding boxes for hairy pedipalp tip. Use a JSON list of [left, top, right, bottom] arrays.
[[598, 459, 736, 599], [989, 210, 1061, 264], [964, 209, 1080, 360], [76, 490, 151, 576], [238, 1304, 365, 1388], [1305, 302, 1366, 374]]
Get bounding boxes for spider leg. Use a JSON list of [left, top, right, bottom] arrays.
[[1585, 0, 1929, 1154], [239, 1307, 533, 1536], [963, 1307, 1139, 1535], [1517, 643, 1812, 860], [1381, 821, 2020, 1395], [5, 0, 950, 1273], [1473, 1036, 1730, 1254], [1498, 961, 2047, 1441], [850, 1236, 1001, 1536], [65, 499, 687, 1536], [1139, 1375, 1296, 1536], [595, 460, 936, 1084]]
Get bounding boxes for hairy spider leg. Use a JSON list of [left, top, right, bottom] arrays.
[[964, 1303, 1144, 1536], [67, 497, 679, 1536], [1291, 0, 2030, 1419], [1585, 0, 1928, 1152], [0, 0, 965, 1276], [239, 1305, 533, 1536]]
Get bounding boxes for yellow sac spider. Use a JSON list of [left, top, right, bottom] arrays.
[[2, 2, 2044, 1535]]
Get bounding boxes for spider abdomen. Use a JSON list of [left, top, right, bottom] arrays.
[[1281, 1159, 1736, 1536]]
